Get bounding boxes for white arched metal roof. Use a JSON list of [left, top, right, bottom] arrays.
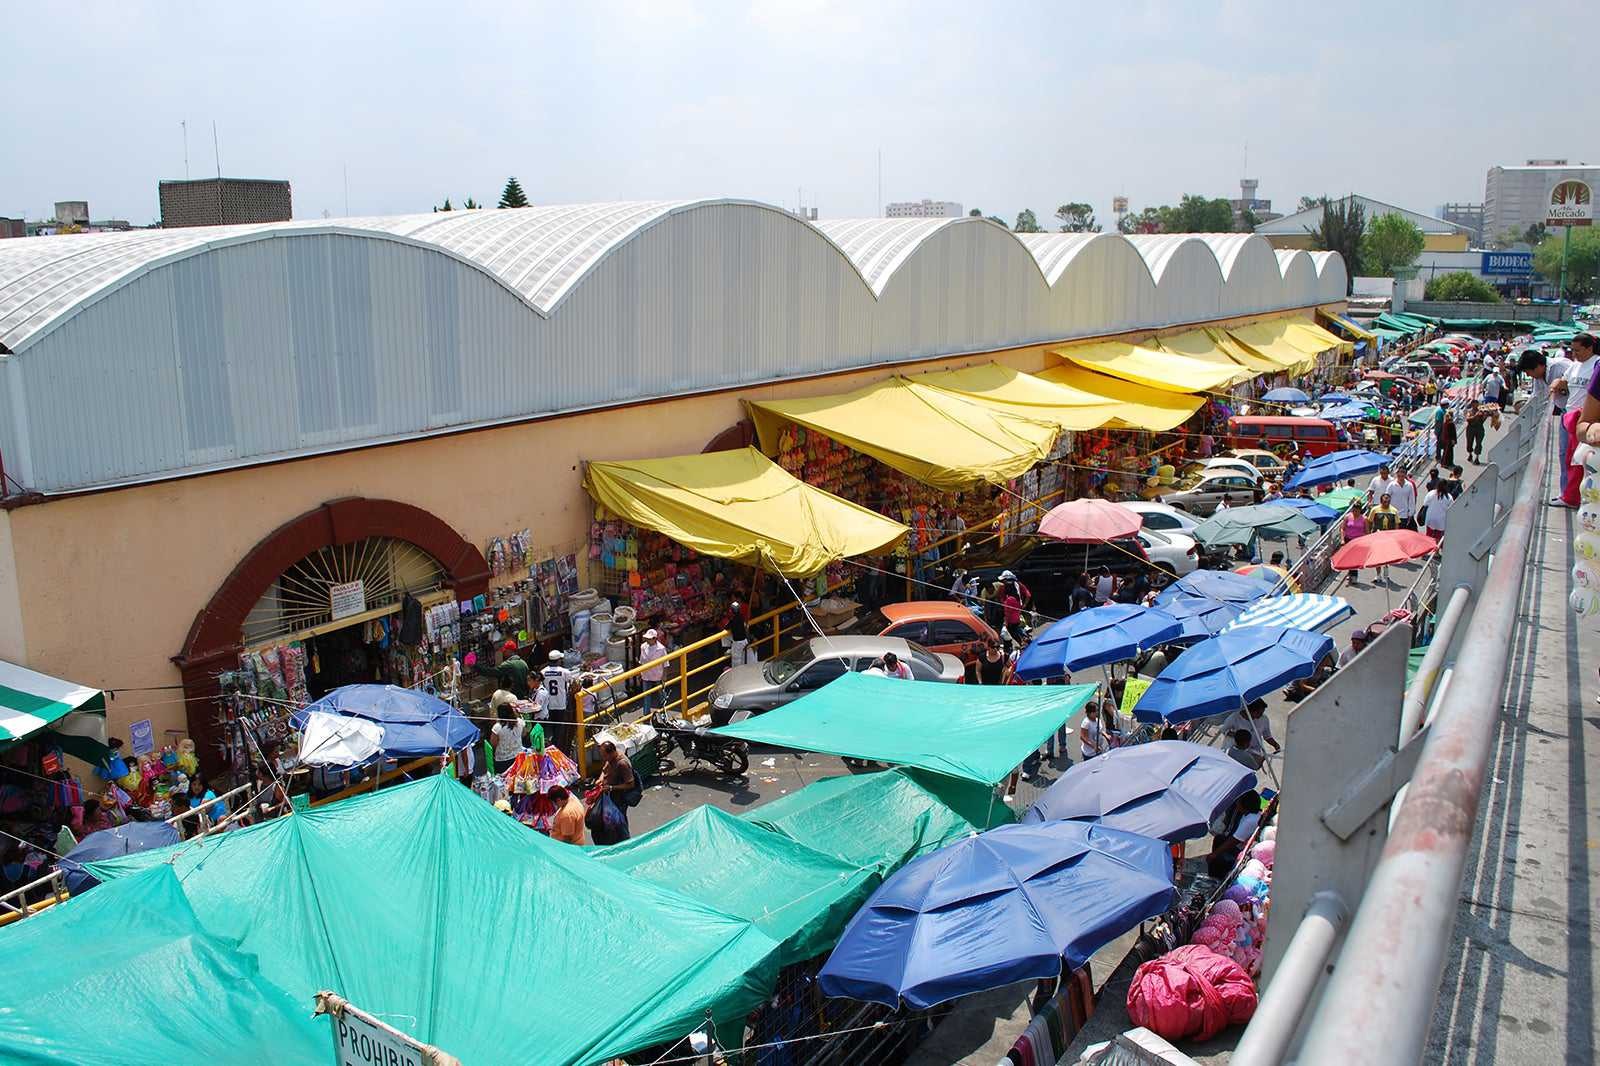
[[810, 217, 968, 296], [1014, 232, 1106, 286], [1124, 234, 1217, 285]]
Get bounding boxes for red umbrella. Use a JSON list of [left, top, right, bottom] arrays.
[[1038, 498, 1142, 542], [1331, 529, 1438, 570]]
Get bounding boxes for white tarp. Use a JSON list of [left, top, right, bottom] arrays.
[[297, 710, 385, 768]]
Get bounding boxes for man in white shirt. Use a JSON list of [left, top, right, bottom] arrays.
[[541, 650, 575, 752], [1389, 471, 1418, 529], [1367, 464, 1397, 505], [1222, 700, 1280, 762], [638, 629, 669, 713]]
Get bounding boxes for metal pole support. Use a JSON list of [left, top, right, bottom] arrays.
[[1233, 892, 1348, 1066]]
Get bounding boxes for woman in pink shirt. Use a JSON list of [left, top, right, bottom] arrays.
[[1342, 500, 1368, 541]]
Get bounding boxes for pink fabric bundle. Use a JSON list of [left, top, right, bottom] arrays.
[[1127, 945, 1258, 1041]]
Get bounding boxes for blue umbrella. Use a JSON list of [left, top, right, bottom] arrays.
[[1021, 741, 1257, 842], [818, 821, 1175, 1009], [1157, 595, 1246, 641], [1269, 496, 1340, 527], [1220, 593, 1353, 635], [1319, 402, 1371, 422], [290, 684, 480, 758], [1155, 569, 1277, 606], [57, 821, 181, 894], [1014, 604, 1183, 680], [1132, 626, 1334, 723], [1318, 392, 1354, 404], [1283, 449, 1391, 491], [1262, 387, 1309, 403]]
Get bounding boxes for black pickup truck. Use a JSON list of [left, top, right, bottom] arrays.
[[935, 536, 1152, 613]]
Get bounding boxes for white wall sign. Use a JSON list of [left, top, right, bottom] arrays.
[[315, 992, 456, 1066], [329, 580, 367, 621], [1546, 179, 1593, 227]]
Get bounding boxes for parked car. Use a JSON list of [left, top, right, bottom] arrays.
[[935, 536, 1151, 613], [1160, 472, 1263, 516], [1137, 528, 1201, 577], [1123, 500, 1202, 535], [859, 601, 999, 671], [707, 636, 963, 724], [1228, 415, 1348, 458], [1197, 457, 1263, 482], [1228, 448, 1288, 476]]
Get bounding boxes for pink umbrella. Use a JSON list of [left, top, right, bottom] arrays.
[[1331, 529, 1438, 571], [1038, 499, 1142, 543]]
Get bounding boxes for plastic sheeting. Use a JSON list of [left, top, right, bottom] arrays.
[[711, 672, 1097, 785], [910, 362, 1123, 431], [87, 776, 782, 1066], [743, 767, 1014, 871], [0, 865, 327, 1064], [817, 821, 1175, 1009], [746, 378, 1059, 491], [288, 684, 479, 758], [296, 708, 386, 767], [595, 804, 880, 966], [583, 446, 908, 577], [1051, 340, 1246, 394], [1154, 328, 1280, 375], [1034, 365, 1207, 431], [57, 820, 181, 894]]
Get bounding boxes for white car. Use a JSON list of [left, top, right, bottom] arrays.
[[1199, 457, 1263, 483], [1138, 528, 1200, 577], [1123, 500, 1202, 535]]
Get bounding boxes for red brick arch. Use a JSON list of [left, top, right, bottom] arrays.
[[174, 497, 490, 773]]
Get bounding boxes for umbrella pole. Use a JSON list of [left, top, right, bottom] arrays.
[[1246, 708, 1282, 790]]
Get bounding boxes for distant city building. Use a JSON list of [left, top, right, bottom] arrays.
[[1438, 202, 1485, 245], [0, 218, 25, 240], [1484, 160, 1599, 240], [54, 201, 89, 227], [159, 177, 292, 228], [16, 200, 133, 237], [1254, 194, 1469, 255], [884, 199, 963, 219], [1229, 178, 1280, 229], [791, 206, 818, 221]]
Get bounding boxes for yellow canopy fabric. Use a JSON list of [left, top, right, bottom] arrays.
[[1286, 320, 1355, 355], [1224, 321, 1316, 373], [583, 447, 908, 577], [745, 378, 1059, 492], [1319, 310, 1376, 344], [1034, 365, 1206, 431], [1154, 329, 1279, 375], [1051, 339, 1247, 394], [910, 363, 1121, 432]]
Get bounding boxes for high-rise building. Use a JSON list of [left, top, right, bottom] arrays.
[[159, 177, 292, 228], [1484, 160, 1599, 241], [884, 199, 963, 219], [1438, 202, 1485, 245]]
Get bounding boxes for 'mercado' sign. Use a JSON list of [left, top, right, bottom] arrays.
[[1546, 180, 1593, 227]]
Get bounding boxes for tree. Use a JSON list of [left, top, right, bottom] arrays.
[[463, 197, 481, 210], [1533, 227, 1600, 300], [1013, 209, 1041, 233], [1118, 207, 1163, 234], [498, 177, 529, 209], [1159, 194, 1234, 233], [1054, 202, 1100, 232], [1297, 196, 1321, 213], [1240, 207, 1261, 232], [985, 215, 1009, 228], [1424, 271, 1500, 303], [1360, 213, 1425, 277], [968, 208, 983, 217], [1523, 222, 1547, 247], [1488, 226, 1526, 250], [1309, 196, 1366, 290], [433, 198, 454, 213]]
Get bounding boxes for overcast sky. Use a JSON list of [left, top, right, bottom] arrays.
[[3, 0, 1593, 227]]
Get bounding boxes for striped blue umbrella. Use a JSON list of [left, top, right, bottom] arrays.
[[1220, 593, 1354, 635]]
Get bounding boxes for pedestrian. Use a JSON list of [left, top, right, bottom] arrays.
[[1557, 334, 1600, 507], [637, 629, 669, 713], [1069, 574, 1095, 615], [1092, 566, 1120, 606], [1420, 480, 1450, 541], [879, 651, 913, 680], [497, 640, 531, 699], [1342, 500, 1368, 540], [1440, 465, 1464, 500], [1000, 584, 1026, 644], [1079, 702, 1113, 761], [976, 638, 1006, 685], [1367, 464, 1397, 506], [1516, 349, 1548, 410], [1207, 791, 1263, 878], [547, 784, 586, 845], [1435, 409, 1457, 467], [590, 741, 636, 845], [1464, 403, 1488, 463], [1338, 628, 1369, 668], [540, 649, 575, 754], [1481, 365, 1504, 407], [491, 707, 523, 775], [725, 599, 755, 665], [1224, 699, 1280, 761], [1390, 470, 1418, 530], [1224, 728, 1264, 771]]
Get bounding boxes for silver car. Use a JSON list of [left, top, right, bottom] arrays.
[[1161, 472, 1262, 516], [708, 635, 964, 725]]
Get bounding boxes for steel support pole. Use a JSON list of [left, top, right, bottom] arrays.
[[1397, 584, 1469, 743], [1297, 414, 1547, 1066], [1233, 892, 1348, 1066]]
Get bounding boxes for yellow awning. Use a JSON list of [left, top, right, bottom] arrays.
[[1287, 319, 1355, 354], [1224, 321, 1316, 373], [1154, 328, 1279, 375], [1050, 339, 1247, 394], [1034, 365, 1206, 431], [910, 362, 1121, 431], [582, 447, 908, 577], [745, 377, 1059, 492], [1319, 310, 1376, 344]]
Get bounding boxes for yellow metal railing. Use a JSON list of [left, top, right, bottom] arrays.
[[571, 487, 1067, 775]]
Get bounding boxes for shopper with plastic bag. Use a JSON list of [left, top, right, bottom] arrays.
[[585, 740, 639, 844]]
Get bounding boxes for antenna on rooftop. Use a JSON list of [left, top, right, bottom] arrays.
[[181, 120, 189, 180]]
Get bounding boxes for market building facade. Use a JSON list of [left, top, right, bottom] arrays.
[[0, 201, 1348, 765]]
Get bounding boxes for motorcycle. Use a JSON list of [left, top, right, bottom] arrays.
[[649, 709, 751, 777]]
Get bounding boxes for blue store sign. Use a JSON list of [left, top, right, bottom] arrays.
[[1481, 251, 1532, 277]]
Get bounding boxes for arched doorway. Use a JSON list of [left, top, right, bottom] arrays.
[[173, 497, 490, 773]]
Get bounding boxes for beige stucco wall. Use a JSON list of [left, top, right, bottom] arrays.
[[0, 511, 26, 664]]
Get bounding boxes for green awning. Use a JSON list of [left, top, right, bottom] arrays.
[[742, 767, 1014, 870], [712, 672, 1096, 785], [0, 659, 108, 760], [595, 804, 881, 967]]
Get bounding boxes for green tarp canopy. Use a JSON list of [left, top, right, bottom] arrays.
[[84, 776, 782, 1066], [742, 766, 1014, 871], [712, 672, 1097, 785], [0, 659, 110, 763], [0, 865, 326, 1064], [1406, 646, 1428, 686]]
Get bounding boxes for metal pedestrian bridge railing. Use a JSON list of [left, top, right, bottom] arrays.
[[1232, 396, 1551, 1066]]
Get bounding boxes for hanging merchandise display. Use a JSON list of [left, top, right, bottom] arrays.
[[588, 517, 740, 637], [473, 744, 581, 832]]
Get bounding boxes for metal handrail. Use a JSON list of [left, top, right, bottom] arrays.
[[1294, 407, 1549, 1065]]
